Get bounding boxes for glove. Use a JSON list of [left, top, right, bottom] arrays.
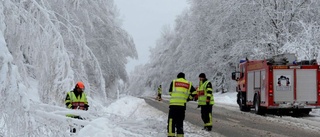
[[187, 95, 193, 102], [206, 96, 211, 105], [194, 95, 198, 101], [84, 104, 89, 110], [206, 99, 210, 105]]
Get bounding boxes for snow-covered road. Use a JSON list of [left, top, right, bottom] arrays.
[[146, 92, 320, 137]]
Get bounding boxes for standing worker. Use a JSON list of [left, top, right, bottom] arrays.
[[65, 81, 89, 133], [167, 72, 196, 137], [197, 73, 214, 131], [157, 85, 162, 101]]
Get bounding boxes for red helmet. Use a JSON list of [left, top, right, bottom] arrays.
[[75, 81, 85, 89]]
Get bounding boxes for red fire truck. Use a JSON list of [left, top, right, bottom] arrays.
[[232, 54, 320, 115]]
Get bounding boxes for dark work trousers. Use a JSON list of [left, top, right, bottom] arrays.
[[201, 105, 213, 128], [167, 106, 186, 136], [158, 93, 162, 99]]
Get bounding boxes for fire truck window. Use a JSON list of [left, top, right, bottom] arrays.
[[241, 66, 245, 73], [239, 66, 244, 78], [243, 66, 245, 73]]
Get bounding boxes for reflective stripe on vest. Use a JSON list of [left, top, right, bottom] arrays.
[[68, 91, 87, 110], [170, 78, 192, 106]]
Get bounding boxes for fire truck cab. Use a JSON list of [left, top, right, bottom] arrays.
[[232, 54, 320, 115]]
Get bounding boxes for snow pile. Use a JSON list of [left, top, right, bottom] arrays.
[[77, 96, 212, 137], [214, 92, 238, 106]]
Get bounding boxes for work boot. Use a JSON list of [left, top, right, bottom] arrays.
[[70, 128, 76, 133], [202, 127, 207, 130], [202, 126, 212, 131]]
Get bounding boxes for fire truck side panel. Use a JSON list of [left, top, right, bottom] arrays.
[[296, 69, 317, 103], [318, 69, 320, 106], [247, 72, 255, 104], [254, 71, 261, 89], [267, 67, 274, 107], [273, 69, 294, 103], [260, 70, 266, 103]]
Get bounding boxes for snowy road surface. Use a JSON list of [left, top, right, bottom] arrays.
[[144, 96, 320, 137]]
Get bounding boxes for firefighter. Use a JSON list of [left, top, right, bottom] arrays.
[[167, 72, 196, 137], [157, 85, 162, 101], [65, 81, 89, 133], [197, 73, 214, 131]]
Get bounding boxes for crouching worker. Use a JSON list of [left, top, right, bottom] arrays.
[[65, 81, 89, 133]]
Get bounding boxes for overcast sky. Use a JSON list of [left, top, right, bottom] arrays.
[[114, 0, 189, 72]]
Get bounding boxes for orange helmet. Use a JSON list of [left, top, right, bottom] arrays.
[[75, 81, 85, 89]]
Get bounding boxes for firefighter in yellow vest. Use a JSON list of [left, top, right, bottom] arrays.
[[167, 72, 196, 137], [65, 81, 89, 133], [157, 85, 162, 101], [197, 73, 214, 131]]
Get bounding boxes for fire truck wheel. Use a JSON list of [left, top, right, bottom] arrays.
[[294, 109, 312, 116], [302, 109, 311, 115], [254, 94, 266, 115], [238, 92, 250, 112]]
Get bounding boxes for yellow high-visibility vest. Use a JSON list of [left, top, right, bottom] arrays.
[[169, 78, 192, 106], [198, 81, 214, 105], [158, 87, 162, 94], [65, 91, 88, 117]]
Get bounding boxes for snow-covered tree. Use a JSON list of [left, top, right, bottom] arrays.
[[0, 0, 136, 136]]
